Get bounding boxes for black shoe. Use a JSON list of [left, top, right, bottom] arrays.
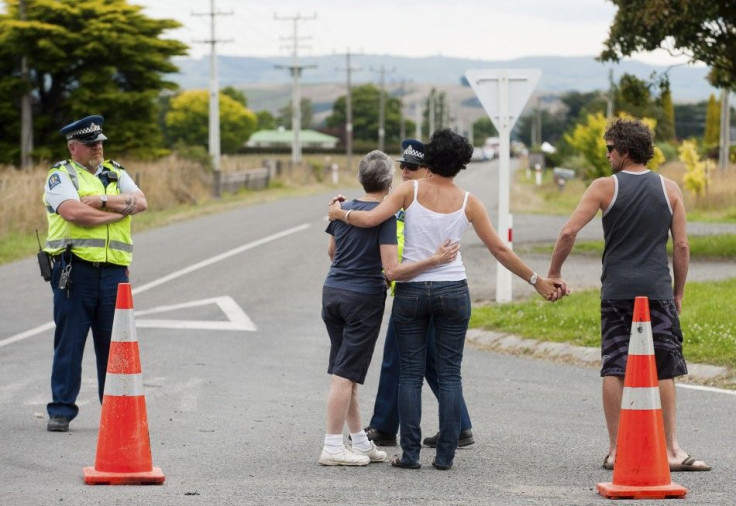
[[423, 429, 474, 448], [47, 416, 69, 432], [391, 457, 421, 469], [431, 458, 452, 471], [365, 426, 398, 446]]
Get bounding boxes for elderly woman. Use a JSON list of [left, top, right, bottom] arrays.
[[328, 130, 566, 470], [319, 150, 459, 467]]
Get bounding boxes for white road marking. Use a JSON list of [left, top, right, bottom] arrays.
[[0, 224, 310, 348], [677, 383, 736, 396], [135, 296, 257, 331]]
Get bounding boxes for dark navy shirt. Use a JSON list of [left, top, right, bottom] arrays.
[[324, 200, 397, 294], [601, 170, 674, 300]]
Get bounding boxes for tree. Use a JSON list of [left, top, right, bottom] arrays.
[[165, 90, 257, 154], [326, 84, 403, 145], [564, 112, 664, 181], [0, 0, 187, 163], [679, 139, 710, 197], [704, 94, 720, 146], [656, 81, 676, 142], [255, 110, 277, 131], [277, 98, 314, 130], [472, 117, 498, 144], [222, 86, 248, 108], [601, 1, 736, 89], [615, 73, 651, 118], [561, 91, 608, 121], [564, 112, 610, 181]]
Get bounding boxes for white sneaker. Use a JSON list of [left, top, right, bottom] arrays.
[[319, 445, 370, 466], [350, 441, 388, 462]]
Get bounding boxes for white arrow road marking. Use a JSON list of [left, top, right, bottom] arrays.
[[0, 223, 309, 348], [135, 296, 256, 331]]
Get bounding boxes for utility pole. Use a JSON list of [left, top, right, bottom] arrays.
[[19, 0, 33, 169], [371, 66, 395, 151], [719, 89, 731, 172], [337, 51, 361, 172], [193, 0, 232, 198], [275, 12, 316, 166]]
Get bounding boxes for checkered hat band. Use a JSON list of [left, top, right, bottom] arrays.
[[66, 123, 102, 140]]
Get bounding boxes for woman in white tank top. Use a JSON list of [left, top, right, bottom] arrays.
[[328, 129, 566, 470]]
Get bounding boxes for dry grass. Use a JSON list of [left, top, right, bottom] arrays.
[[512, 158, 736, 222], [660, 162, 736, 221], [0, 153, 366, 264]]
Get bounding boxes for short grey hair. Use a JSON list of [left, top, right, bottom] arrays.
[[358, 150, 395, 193]]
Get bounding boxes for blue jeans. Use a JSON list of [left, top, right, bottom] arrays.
[[48, 259, 128, 421], [369, 317, 472, 435], [393, 280, 471, 467]]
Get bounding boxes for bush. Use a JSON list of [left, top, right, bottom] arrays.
[[656, 141, 678, 162]]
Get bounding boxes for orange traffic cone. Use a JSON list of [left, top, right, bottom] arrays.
[[83, 283, 165, 485], [597, 296, 687, 499]]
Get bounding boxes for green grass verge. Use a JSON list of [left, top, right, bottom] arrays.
[[529, 234, 736, 260], [469, 279, 736, 369]]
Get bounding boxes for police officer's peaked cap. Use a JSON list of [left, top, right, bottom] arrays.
[[60, 115, 108, 143], [396, 139, 426, 165]]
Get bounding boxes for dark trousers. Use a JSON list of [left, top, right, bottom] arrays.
[[47, 259, 128, 420], [393, 280, 472, 467], [369, 316, 472, 434]]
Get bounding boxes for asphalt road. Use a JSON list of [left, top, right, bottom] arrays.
[[1, 160, 735, 504]]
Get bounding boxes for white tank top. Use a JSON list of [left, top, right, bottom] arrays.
[[400, 180, 470, 282]]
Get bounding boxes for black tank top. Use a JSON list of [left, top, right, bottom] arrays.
[[601, 170, 673, 300]]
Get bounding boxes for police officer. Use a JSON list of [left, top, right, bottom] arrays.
[[43, 115, 147, 432]]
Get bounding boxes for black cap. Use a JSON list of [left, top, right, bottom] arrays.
[[60, 115, 108, 143], [396, 139, 425, 165]]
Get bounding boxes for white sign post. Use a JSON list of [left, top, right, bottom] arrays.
[[465, 69, 541, 302]]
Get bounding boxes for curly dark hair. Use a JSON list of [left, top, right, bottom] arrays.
[[424, 129, 474, 177], [603, 119, 654, 165]]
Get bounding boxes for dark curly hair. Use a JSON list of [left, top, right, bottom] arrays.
[[603, 119, 654, 165], [424, 129, 474, 177]]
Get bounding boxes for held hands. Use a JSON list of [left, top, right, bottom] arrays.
[[432, 239, 460, 265], [327, 194, 346, 222], [534, 275, 570, 302]]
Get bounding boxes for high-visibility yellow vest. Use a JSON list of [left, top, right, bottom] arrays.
[[43, 160, 133, 266]]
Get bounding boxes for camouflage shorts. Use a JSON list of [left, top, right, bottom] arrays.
[[600, 299, 688, 379]]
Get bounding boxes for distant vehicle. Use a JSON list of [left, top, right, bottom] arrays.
[[471, 147, 485, 162], [483, 137, 499, 160]]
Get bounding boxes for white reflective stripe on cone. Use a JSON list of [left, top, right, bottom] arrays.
[[103, 372, 144, 396], [628, 322, 655, 355], [621, 386, 661, 410], [110, 309, 138, 343]]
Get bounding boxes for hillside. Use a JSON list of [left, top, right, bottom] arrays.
[[166, 54, 717, 128]]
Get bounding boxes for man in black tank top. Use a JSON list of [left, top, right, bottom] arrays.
[[546, 119, 710, 472]]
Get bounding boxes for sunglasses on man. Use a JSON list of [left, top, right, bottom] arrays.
[[400, 163, 420, 171], [606, 144, 616, 153]]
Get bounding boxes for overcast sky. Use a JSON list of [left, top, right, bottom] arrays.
[[133, 0, 696, 67]]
